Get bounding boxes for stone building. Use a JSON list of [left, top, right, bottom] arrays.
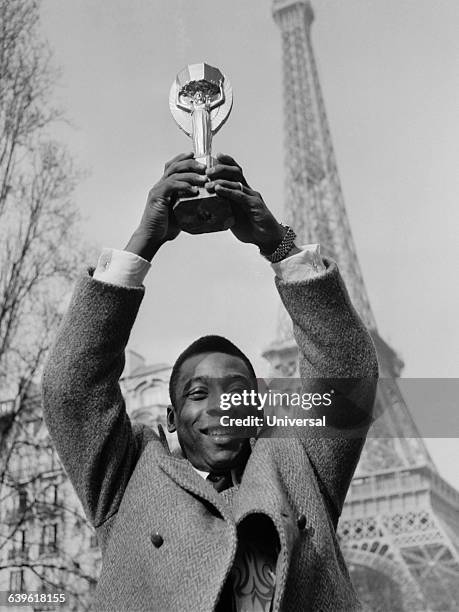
[[0, 351, 173, 610], [0, 392, 100, 611], [121, 349, 173, 438]]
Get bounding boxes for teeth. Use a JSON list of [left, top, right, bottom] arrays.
[[206, 429, 233, 436]]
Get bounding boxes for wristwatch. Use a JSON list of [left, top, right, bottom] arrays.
[[261, 225, 297, 263]]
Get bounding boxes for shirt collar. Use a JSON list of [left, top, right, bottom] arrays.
[[190, 465, 241, 487]]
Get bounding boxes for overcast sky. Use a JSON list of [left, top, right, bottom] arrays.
[[40, 0, 459, 487]]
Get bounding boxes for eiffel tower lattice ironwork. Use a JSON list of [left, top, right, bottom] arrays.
[[264, 1, 459, 610]]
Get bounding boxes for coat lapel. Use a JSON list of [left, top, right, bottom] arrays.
[[158, 454, 234, 522], [233, 438, 316, 610], [155, 436, 322, 610]]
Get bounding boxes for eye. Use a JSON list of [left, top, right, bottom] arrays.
[[187, 388, 208, 400], [227, 384, 248, 395]]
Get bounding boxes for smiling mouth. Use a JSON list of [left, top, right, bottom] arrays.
[[200, 427, 240, 438]]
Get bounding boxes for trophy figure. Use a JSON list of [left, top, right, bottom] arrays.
[[169, 63, 234, 234]]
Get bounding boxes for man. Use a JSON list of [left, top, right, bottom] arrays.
[[42, 153, 378, 611]]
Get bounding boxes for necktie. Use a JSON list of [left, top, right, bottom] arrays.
[[206, 472, 233, 493]]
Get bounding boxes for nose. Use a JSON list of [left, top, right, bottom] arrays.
[[205, 408, 222, 418]]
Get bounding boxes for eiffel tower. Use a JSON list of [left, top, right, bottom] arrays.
[[264, 2, 459, 610]]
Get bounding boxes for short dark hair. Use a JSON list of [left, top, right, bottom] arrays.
[[169, 335, 257, 407]]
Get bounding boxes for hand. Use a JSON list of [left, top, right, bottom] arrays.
[[126, 152, 208, 260], [205, 153, 285, 254]]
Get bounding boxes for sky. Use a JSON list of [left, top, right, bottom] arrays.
[[40, 1, 459, 486]]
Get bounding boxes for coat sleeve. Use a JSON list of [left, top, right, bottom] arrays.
[[41, 270, 148, 528], [274, 257, 379, 524]]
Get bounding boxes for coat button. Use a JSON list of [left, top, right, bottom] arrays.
[[150, 532, 164, 548], [297, 514, 307, 531], [307, 526, 315, 537]]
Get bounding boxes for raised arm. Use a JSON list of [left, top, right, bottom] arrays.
[[42, 276, 145, 528], [42, 153, 208, 527], [204, 153, 378, 525], [275, 259, 378, 525]]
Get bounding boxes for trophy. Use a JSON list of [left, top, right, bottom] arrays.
[[169, 63, 234, 234]]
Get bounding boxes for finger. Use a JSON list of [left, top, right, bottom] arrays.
[[165, 158, 207, 177], [213, 184, 253, 209], [167, 172, 208, 186], [206, 179, 254, 195], [206, 164, 248, 186], [215, 153, 241, 168], [173, 182, 200, 198], [157, 181, 200, 204], [164, 152, 194, 172]]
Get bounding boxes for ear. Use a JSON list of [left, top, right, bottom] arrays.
[[166, 404, 176, 433]]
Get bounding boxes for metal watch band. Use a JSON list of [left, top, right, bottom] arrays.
[[261, 225, 297, 263]]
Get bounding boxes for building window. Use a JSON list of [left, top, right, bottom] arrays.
[[89, 532, 98, 548], [20, 529, 26, 551], [139, 382, 167, 409], [50, 450, 56, 471], [45, 483, 58, 505], [18, 488, 27, 514], [40, 523, 58, 555], [9, 569, 24, 592]]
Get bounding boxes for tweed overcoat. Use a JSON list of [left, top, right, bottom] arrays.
[[42, 258, 378, 612]]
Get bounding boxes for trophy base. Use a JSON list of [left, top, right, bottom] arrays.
[[173, 188, 235, 234]]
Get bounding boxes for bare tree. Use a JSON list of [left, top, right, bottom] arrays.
[[1, 393, 99, 611], [0, 1, 98, 607], [0, 0, 83, 398]]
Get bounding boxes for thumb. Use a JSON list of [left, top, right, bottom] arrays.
[[214, 184, 251, 211]]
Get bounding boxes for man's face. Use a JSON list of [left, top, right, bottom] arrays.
[[167, 352, 256, 473]]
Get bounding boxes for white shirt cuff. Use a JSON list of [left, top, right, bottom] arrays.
[[92, 243, 325, 289], [93, 248, 151, 287], [271, 244, 325, 282]]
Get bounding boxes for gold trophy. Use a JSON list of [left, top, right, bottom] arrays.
[[169, 63, 234, 234]]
